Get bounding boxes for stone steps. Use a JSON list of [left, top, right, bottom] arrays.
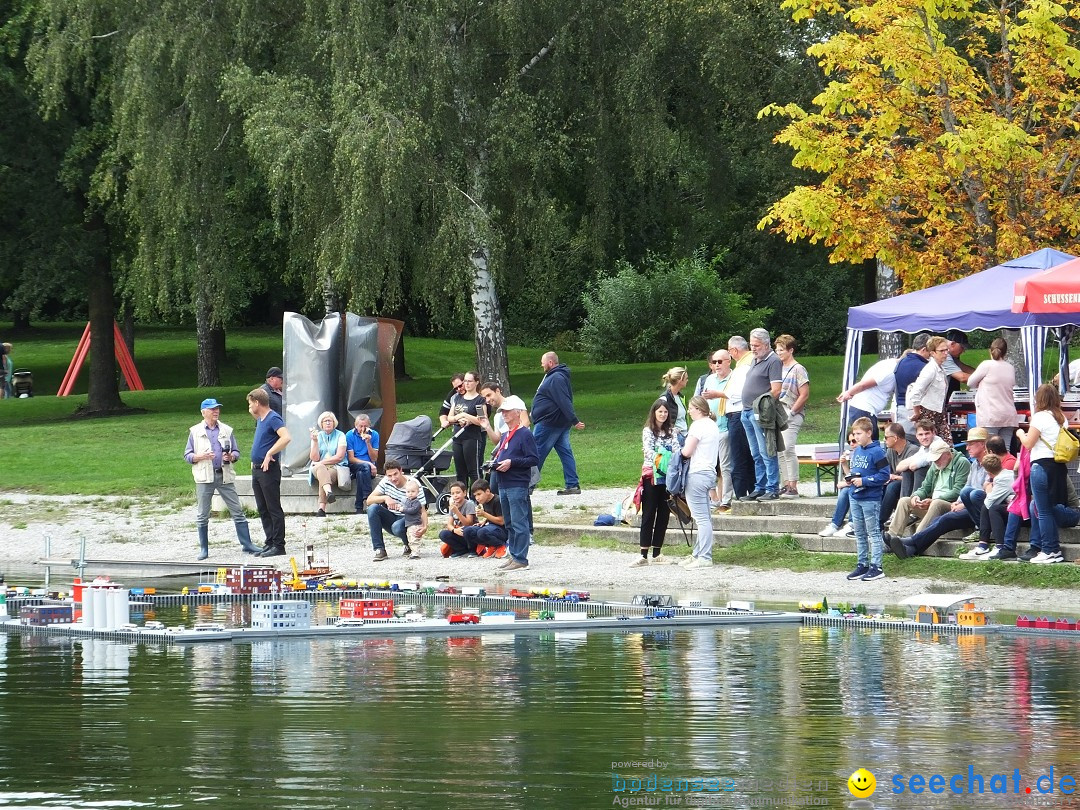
[[216, 477, 1080, 561]]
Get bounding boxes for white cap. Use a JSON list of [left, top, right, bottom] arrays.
[[499, 395, 528, 412], [926, 437, 952, 462]]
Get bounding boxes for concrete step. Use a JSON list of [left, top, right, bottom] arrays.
[[213, 473, 364, 515], [537, 522, 1078, 561]]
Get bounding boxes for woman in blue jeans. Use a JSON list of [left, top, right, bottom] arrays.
[[1016, 383, 1070, 564], [679, 396, 720, 570]]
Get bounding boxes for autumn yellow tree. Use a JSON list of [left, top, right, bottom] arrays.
[[760, 0, 1080, 289]]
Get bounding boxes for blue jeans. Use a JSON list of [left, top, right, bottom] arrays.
[[832, 487, 851, 527], [741, 410, 780, 494], [1030, 462, 1061, 554], [686, 470, 717, 559], [350, 463, 374, 510], [851, 496, 883, 567], [499, 486, 533, 564], [366, 504, 408, 551], [532, 423, 579, 488], [959, 487, 986, 524]]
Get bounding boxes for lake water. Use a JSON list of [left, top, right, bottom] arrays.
[[1, 603, 1079, 810]]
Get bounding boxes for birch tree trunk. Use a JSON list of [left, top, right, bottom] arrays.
[[876, 259, 902, 358], [470, 246, 510, 391]]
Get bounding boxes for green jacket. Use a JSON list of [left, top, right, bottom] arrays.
[[915, 453, 971, 502]]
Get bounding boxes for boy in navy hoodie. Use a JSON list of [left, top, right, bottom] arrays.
[[846, 417, 892, 582]]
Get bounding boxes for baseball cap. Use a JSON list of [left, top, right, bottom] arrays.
[[200, 398, 223, 410], [945, 329, 968, 347], [926, 437, 952, 461], [966, 427, 989, 442], [265, 366, 283, 379], [499, 395, 528, 412]]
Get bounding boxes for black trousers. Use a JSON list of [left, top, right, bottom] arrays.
[[726, 413, 756, 498], [251, 462, 285, 549], [638, 478, 670, 550], [452, 434, 487, 488]]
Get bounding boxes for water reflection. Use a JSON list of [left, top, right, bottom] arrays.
[[0, 627, 1077, 808]]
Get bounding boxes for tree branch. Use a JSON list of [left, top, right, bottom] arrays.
[[519, 33, 558, 76], [91, 30, 120, 40]]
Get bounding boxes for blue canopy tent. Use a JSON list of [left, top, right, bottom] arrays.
[[840, 248, 1078, 435]]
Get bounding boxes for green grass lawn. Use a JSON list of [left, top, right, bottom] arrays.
[[0, 322, 854, 498]]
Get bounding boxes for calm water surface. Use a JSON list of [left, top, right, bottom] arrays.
[[1, 566, 1078, 808], [2, 616, 1080, 809]]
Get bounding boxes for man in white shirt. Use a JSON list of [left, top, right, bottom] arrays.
[[724, 336, 757, 500], [701, 349, 733, 510], [837, 357, 898, 441]]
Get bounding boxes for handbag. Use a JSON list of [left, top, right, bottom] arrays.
[[1041, 422, 1080, 464]]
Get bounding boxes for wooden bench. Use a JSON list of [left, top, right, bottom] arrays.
[[798, 459, 840, 497]]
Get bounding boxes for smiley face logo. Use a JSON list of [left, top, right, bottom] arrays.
[[848, 768, 876, 798]]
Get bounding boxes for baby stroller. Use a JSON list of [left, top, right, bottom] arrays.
[[11, 369, 32, 398], [384, 414, 459, 513]]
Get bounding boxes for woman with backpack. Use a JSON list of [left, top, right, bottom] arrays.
[[632, 399, 679, 567], [1016, 383, 1073, 564]]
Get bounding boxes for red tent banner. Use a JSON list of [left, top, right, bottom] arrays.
[[1013, 256, 1080, 314]]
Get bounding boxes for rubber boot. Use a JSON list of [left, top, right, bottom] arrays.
[[235, 521, 261, 554], [197, 525, 209, 561]]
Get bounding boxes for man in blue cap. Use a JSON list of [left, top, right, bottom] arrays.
[[184, 398, 263, 560]]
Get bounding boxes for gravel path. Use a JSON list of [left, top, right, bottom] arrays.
[[2, 488, 1079, 612]]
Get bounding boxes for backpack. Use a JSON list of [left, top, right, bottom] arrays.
[[1042, 422, 1080, 464], [664, 449, 689, 496]]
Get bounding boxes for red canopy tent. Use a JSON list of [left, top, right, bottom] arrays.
[[1013, 257, 1080, 391], [1013, 256, 1080, 316]]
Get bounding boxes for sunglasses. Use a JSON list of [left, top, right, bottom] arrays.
[[710, 359, 726, 364]]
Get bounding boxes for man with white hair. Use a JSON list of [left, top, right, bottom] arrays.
[[886, 436, 971, 541], [493, 396, 539, 571], [740, 328, 783, 500]]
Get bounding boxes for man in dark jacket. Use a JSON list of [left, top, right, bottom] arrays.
[[494, 396, 540, 570], [532, 352, 585, 495], [261, 367, 284, 416]]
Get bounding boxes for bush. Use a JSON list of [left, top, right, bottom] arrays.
[[580, 251, 771, 363]]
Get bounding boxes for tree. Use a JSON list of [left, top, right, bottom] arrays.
[[760, 0, 1080, 290], [580, 251, 771, 363]]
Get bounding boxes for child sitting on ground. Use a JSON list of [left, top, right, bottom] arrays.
[[437, 481, 477, 557], [845, 417, 891, 582], [960, 453, 1015, 559], [463, 479, 508, 557], [401, 479, 428, 558]]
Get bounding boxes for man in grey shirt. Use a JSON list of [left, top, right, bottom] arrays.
[[741, 327, 783, 500]]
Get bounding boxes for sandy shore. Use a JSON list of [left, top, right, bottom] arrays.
[[2, 488, 1079, 612]]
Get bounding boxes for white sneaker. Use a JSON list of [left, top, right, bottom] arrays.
[[1030, 551, 1065, 564], [840, 522, 855, 537], [678, 556, 697, 567], [630, 556, 649, 567], [686, 557, 714, 569], [959, 545, 989, 560], [818, 523, 840, 537], [649, 554, 673, 566]]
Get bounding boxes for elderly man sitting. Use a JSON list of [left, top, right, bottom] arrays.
[[885, 430, 991, 558], [886, 437, 971, 539]]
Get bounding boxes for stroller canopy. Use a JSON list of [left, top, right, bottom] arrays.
[[386, 415, 435, 455]]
